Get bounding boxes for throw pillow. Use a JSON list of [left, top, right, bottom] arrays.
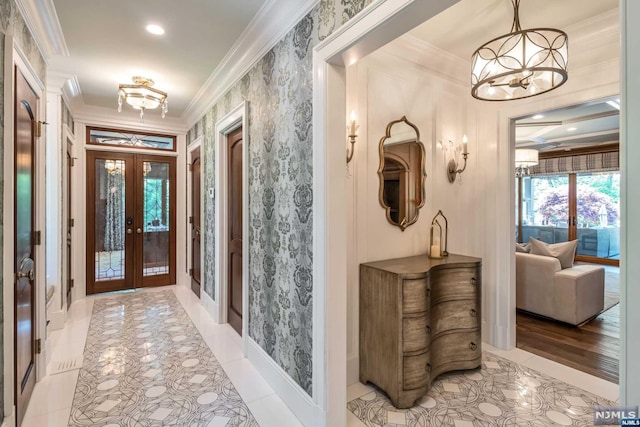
[[515, 242, 530, 253], [528, 237, 578, 269]]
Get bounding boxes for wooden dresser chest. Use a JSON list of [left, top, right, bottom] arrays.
[[359, 253, 482, 408]]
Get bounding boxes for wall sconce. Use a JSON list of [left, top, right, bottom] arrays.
[[444, 135, 470, 183], [429, 210, 449, 258], [346, 110, 359, 163]]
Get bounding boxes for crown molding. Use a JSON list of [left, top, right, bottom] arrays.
[[566, 8, 618, 41], [14, 0, 69, 63], [182, 0, 319, 128], [74, 104, 189, 135], [46, 71, 83, 118], [382, 33, 470, 85]]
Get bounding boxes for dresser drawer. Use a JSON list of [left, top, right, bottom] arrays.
[[430, 330, 481, 369], [403, 316, 430, 353], [403, 279, 429, 314], [431, 299, 479, 336], [430, 267, 479, 303], [403, 351, 430, 390]]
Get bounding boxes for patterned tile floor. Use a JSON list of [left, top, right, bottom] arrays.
[[20, 284, 620, 427], [347, 351, 618, 427], [22, 285, 303, 427], [68, 290, 257, 426]]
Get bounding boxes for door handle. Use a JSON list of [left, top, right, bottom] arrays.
[[127, 228, 133, 234], [17, 270, 34, 281], [17, 257, 35, 281], [136, 228, 142, 234]]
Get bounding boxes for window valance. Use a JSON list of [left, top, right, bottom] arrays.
[[529, 151, 619, 176]]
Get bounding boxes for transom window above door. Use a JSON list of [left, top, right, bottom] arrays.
[[87, 126, 176, 152]]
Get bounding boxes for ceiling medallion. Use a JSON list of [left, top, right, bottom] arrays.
[[471, 0, 568, 101], [117, 76, 168, 122]]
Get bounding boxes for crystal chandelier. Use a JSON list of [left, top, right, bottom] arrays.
[[117, 76, 168, 122], [104, 159, 124, 175], [471, 0, 568, 101], [515, 148, 539, 177]]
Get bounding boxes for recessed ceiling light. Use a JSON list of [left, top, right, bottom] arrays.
[[567, 127, 577, 131], [532, 114, 544, 119], [146, 24, 165, 35]]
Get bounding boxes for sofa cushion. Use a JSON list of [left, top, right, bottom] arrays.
[[515, 242, 530, 253], [529, 237, 578, 269]]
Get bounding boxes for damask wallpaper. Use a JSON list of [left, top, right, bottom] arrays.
[[187, 0, 374, 397], [61, 97, 75, 136], [0, 0, 47, 417]]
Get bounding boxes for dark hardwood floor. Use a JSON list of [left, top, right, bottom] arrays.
[[516, 303, 620, 384]]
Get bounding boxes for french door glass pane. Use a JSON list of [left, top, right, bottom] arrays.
[[521, 175, 569, 244], [576, 172, 620, 259], [95, 159, 126, 281], [143, 162, 170, 276]]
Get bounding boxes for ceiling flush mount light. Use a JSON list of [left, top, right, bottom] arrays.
[[146, 24, 165, 35], [515, 148, 539, 177], [471, 0, 568, 101], [117, 76, 168, 122]]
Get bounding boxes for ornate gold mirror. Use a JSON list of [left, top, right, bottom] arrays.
[[378, 116, 425, 231]]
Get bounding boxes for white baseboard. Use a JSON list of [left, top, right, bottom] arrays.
[[178, 272, 191, 288], [201, 290, 219, 323], [246, 337, 323, 427], [2, 408, 15, 427], [347, 353, 359, 385], [44, 333, 52, 369], [48, 308, 65, 331]]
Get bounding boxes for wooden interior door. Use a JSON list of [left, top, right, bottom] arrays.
[[86, 151, 135, 294], [14, 66, 38, 427], [66, 142, 73, 308], [87, 153, 176, 293], [135, 154, 177, 288], [191, 147, 202, 297], [227, 127, 243, 336]]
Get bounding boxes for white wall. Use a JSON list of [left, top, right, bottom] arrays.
[[345, 35, 499, 383], [620, 0, 640, 408], [345, 8, 620, 384]]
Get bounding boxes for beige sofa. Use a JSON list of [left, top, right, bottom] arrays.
[[516, 252, 605, 325]]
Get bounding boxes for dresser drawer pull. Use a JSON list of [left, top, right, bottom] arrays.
[[426, 325, 431, 335], [470, 309, 477, 317], [469, 342, 477, 351], [425, 363, 432, 373], [470, 277, 477, 286]]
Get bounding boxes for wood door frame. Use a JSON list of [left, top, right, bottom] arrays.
[[2, 37, 47, 423], [85, 151, 177, 293], [186, 138, 203, 295], [215, 102, 249, 353]]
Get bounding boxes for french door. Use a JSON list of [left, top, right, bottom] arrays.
[[87, 151, 176, 294], [517, 171, 620, 265]]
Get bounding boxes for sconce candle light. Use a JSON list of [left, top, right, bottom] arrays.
[[346, 110, 359, 163], [445, 134, 470, 183]]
